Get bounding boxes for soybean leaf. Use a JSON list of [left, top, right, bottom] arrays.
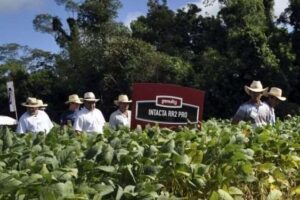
[[267, 189, 282, 200], [217, 189, 234, 200]]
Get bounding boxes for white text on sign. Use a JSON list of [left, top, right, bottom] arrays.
[[148, 109, 188, 118]]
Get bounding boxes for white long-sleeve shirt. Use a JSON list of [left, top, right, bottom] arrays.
[[73, 107, 106, 134], [17, 110, 53, 134]]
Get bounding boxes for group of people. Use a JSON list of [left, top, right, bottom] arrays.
[[232, 80, 287, 127], [15, 80, 286, 134], [16, 92, 132, 134]]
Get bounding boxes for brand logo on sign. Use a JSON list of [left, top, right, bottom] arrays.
[[156, 96, 182, 108]]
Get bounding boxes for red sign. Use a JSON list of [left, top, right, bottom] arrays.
[[131, 83, 205, 128]]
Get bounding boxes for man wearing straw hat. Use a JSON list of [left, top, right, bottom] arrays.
[[109, 94, 132, 129], [265, 87, 287, 125], [60, 94, 83, 126], [16, 97, 53, 134], [232, 80, 272, 127], [73, 92, 106, 134]]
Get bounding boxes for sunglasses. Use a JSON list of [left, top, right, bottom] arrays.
[[250, 91, 263, 95]]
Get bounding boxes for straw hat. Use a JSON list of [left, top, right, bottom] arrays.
[[244, 80, 268, 95], [83, 92, 99, 102], [65, 94, 83, 104], [114, 94, 132, 106], [267, 87, 286, 101], [21, 97, 40, 107], [37, 99, 48, 108]]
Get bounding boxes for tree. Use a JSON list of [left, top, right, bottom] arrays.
[[0, 44, 58, 117], [31, 0, 192, 119], [2, 0, 298, 120], [131, 0, 300, 118], [131, 0, 176, 54], [277, 0, 300, 103]]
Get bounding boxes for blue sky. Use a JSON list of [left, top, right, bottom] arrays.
[[0, 0, 289, 53]]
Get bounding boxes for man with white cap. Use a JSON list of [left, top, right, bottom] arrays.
[[73, 92, 106, 134], [266, 87, 287, 125], [60, 94, 83, 127], [232, 80, 272, 127], [17, 97, 53, 134], [109, 94, 132, 129]]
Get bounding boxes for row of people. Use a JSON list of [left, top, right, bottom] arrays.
[[16, 92, 132, 134], [16, 81, 286, 134], [232, 80, 287, 127]]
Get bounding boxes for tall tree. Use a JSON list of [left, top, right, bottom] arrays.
[[131, 0, 176, 54], [131, 0, 299, 118], [278, 0, 300, 103], [33, 0, 128, 96], [32, 0, 191, 118]]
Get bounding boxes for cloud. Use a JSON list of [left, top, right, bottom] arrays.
[[123, 12, 144, 28], [274, 0, 289, 18], [0, 0, 43, 13], [187, 0, 289, 17], [197, 0, 220, 16], [182, 0, 220, 16]]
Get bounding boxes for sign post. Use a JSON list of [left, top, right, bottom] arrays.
[[6, 81, 18, 120], [131, 83, 205, 129]]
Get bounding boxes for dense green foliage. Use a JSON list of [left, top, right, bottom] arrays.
[[131, 0, 300, 118], [0, 0, 300, 120], [1, 117, 300, 199]]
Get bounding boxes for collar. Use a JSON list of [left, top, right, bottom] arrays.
[[248, 100, 264, 106], [117, 109, 130, 117]]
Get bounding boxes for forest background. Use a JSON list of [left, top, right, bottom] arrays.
[[1, 0, 300, 122]]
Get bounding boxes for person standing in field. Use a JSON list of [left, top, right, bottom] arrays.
[[60, 94, 83, 127], [73, 92, 106, 134], [265, 87, 287, 125], [232, 80, 271, 127], [17, 97, 53, 134], [109, 94, 132, 129]]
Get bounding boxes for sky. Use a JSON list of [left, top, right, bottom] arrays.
[[0, 0, 289, 53]]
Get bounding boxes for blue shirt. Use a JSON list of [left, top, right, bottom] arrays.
[[233, 101, 271, 127], [60, 110, 78, 126]]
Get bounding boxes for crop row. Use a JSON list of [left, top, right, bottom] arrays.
[[1, 117, 300, 199]]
